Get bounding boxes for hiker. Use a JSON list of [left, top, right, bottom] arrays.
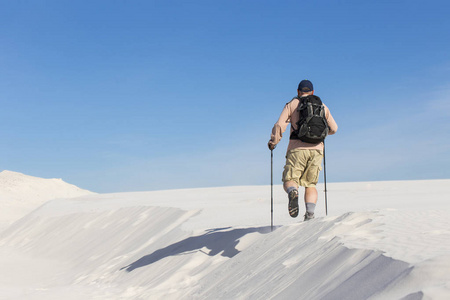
[[268, 80, 338, 221]]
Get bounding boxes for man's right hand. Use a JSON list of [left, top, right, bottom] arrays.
[[268, 141, 276, 150]]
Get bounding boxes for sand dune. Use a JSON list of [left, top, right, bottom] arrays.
[[0, 171, 449, 299], [0, 171, 95, 230]]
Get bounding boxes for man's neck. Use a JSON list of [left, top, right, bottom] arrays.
[[298, 92, 314, 98]]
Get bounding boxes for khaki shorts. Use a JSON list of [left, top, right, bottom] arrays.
[[282, 149, 323, 187]]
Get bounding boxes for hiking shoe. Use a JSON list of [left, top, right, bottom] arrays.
[[288, 189, 299, 218], [304, 212, 315, 221]]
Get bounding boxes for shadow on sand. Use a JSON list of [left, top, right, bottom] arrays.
[[121, 226, 274, 272]]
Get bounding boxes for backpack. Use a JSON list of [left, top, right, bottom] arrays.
[[290, 95, 329, 143]]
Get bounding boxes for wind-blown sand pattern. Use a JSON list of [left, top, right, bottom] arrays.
[[0, 171, 449, 299]]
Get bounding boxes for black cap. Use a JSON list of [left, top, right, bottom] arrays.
[[298, 80, 314, 92]]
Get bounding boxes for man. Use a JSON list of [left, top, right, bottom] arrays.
[[268, 80, 338, 221]]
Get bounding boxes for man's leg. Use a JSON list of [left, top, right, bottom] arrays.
[[283, 180, 298, 193], [304, 187, 318, 204], [282, 149, 305, 218], [300, 150, 323, 221], [303, 187, 317, 220], [284, 180, 300, 218]]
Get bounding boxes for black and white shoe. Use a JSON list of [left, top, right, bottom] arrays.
[[288, 189, 299, 218], [304, 212, 315, 221]]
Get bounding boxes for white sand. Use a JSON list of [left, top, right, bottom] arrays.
[[0, 171, 449, 299], [0, 170, 95, 230]]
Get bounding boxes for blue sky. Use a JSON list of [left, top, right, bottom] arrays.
[[1, 0, 449, 193]]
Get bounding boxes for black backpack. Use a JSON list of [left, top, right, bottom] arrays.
[[290, 95, 329, 143]]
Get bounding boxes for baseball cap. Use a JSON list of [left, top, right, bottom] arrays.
[[298, 80, 314, 92]]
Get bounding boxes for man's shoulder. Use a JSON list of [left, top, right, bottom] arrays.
[[285, 96, 300, 108], [287, 96, 300, 103]]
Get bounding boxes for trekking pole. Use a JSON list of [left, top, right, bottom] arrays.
[[323, 141, 328, 216], [271, 149, 274, 231]]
